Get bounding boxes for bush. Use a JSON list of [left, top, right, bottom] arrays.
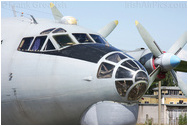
[[179, 113, 187, 125]]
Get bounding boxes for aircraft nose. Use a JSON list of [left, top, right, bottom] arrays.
[[170, 55, 181, 67], [97, 52, 149, 101]]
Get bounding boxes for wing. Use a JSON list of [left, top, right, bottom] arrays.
[[174, 60, 187, 72]]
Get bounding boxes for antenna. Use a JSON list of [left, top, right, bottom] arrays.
[[30, 15, 38, 24], [11, 5, 17, 17]]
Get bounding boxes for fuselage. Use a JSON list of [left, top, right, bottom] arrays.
[[1, 17, 148, 124]]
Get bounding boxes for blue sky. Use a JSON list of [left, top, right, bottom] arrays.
[[1, 1, 187, 51]]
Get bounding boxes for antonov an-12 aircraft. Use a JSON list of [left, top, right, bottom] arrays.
[[1, 2, 187, 125]]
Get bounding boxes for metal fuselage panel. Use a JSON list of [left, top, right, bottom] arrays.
[[1, 18, 121, 124]]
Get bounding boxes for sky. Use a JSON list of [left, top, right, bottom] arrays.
[[1, 1, 187, 83], [1, 1, 187, 51]]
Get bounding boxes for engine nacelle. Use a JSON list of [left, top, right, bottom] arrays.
[[139, 50, 155, 74], [139, 50, 166, 80]]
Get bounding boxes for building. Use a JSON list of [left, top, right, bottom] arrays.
[[139, 86, 187, 105], [137, 86, 187, 125]]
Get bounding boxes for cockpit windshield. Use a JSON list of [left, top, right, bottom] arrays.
[[72, 33, 93, 43], [53, 34, 75, 47], [90, 34, 106, 44], [52, 28, 67, 33], [17, 37, 34, 51], [30, 36, 47, 51], [40, 28, 55, 35]]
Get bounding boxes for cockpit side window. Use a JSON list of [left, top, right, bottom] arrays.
[[52, 28, 67, 33], [53, 34, 75, 47], [40, 28, 56, 35], [30, 36, 47, 51], [90, 34, 106, 44], [72, 33, 93, 43], [43, 39, 55, 50], [17, 37, 34, 51]]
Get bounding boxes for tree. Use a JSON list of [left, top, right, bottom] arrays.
[[183, 113, 187, 125], [179, 113, 187, 125], [145, 72, 176, 95], [161, 72, 177, 86], [179, 114, 183, 125]]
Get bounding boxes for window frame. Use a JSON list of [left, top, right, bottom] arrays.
[[145, 101, 149, 104], [17, 37, 34, 51], [97, 62, 115, 79], [40, 28, 56, 35], [52, 34, 76, 48], [170, 102, 174, 104], [42, 37, 57, 51], [72, 33, 94, 43], [52, 28, 67, 33], [29, 35, 48, 51], [89, 34, 107, 44], [115, 67, 134, 79], [106, 53, 127, 63]]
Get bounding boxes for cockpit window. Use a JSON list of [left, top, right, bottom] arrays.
[[40, 28, 56, 35], [115, 67, 133, 78], [127, 82, 147, 101], [30, 36, 47, 51], [53, 34, 75, 47], [52, 28, 67, 33], [135, 71, 148, 82], [134, 60, 147, 72], [72, 33, 93, 43], [44, 39, 55, 50], [17, 37, 34, 51], [106, 53, 127, 63], [90, 34, 106, 44], [115, 80, 133, 97], [121, 60, 139, 71], [97, 62, 115, 78]]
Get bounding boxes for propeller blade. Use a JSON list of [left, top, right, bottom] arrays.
[[174, 60, 187, 72], [170, 70, 178, 84], [171, 70, 187, 96], [98, 20, 118, 38], [148, 65, 161, 89], [168, 32, 187, 55], [135, 21, 163, 57], [177, 75, 187, 97], [50, 2, 63, 21]]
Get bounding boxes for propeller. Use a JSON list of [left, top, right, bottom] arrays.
[[135, 20, 187, 96], [50, 3, 77, 25], [50, 2, 63, 21], [98, 20, 118, 38]]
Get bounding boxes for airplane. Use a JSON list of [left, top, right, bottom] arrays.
[[1, 2, 187, 125]]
